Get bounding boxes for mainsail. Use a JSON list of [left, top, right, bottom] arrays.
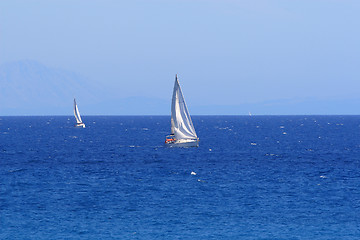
[[73, 98, 83, 124], [170, 75, 197, 140]]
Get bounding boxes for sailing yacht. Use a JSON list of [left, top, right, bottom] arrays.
[[74, 98, 85, 128], [165, 74, 199, 147]]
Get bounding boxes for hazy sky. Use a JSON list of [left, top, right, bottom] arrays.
[[1, 0, 360, 114]]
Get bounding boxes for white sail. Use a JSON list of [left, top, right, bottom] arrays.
[[171, 75, 197, 140], [74, 98, 83, 124]]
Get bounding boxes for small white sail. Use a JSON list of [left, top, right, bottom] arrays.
[[170, 75, 197, 140], [73, 98, 83, 124]]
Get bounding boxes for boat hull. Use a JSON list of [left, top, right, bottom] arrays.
[[165, 139, 199, 148], [75, 123, 85, 128]]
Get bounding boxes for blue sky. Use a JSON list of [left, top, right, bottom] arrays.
[[1, 0, 360, 115]]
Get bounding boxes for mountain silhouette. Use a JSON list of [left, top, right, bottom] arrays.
[[0, 60, 97, 115]]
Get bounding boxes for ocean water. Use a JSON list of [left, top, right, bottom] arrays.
[[1, 115, 360, 239]]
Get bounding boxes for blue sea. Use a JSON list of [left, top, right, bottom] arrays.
[[1, 116, 360, 239]]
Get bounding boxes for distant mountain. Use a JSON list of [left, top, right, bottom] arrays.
[[0, 60, 98, 115], [192, 98, 360, 115], [1, 60, 358, 115], [86, 96, 169, 115], [0, 60, 172, 115], [91, 97, 360, 116]]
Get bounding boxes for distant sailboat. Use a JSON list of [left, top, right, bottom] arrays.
[[74, 98, 85, 128], [165, 74, 199, 147]]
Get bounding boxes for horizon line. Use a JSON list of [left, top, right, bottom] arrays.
[[1, 114, 360, 117]]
